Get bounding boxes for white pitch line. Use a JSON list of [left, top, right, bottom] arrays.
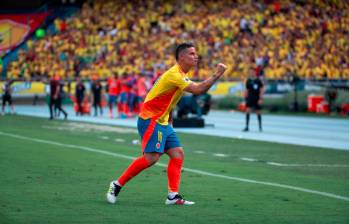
[[1, 131, 348, 202], [115, 138, 125, 143], [240, 157, 258, 162], [194, 150, 205, 154], [213, 153, 228, 157], [266, 162, 349, 168], [241, 157, 349, 168]]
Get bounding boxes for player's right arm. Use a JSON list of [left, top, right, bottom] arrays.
[[184, 63, 227, 95]]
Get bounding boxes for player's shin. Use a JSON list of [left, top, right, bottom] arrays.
[[167, 158, 183, 194], [117, 156, 151, 186]]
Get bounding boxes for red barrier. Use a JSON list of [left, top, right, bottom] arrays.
[[238, 102, 246, 112], [307, 95, 324, 112], [316, 101, 329, 113], [341, 103, 349, 115]]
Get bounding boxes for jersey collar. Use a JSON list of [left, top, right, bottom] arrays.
[[177, 63, 187, 75]]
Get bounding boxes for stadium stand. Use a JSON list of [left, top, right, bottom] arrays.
[[1, 0, 349, 81]]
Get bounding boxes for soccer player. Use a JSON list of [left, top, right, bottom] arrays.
[[106, 73, 120, 118], [119, 73, 133, 118], [106, 43, 227, 205], [243, 67, 264, 132]]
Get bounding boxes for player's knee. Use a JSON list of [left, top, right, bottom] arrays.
[[144, 153, 160, 166], [169, 147, 184, 159], [178, 148, 184, 159]]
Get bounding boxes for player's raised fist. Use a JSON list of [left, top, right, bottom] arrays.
[[215, 63, 227, 76]]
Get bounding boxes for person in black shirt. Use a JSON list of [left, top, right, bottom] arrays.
[[91, 78, 103, 116], [243, 68, 264, 132], [75, 77, 86, 116], [1, 79, 14, 115], [49, 76, 67, 120]]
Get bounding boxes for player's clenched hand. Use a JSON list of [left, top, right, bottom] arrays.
[[215, 63, 227, 77]]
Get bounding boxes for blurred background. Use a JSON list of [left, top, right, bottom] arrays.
[[0, 0, 348, 117]]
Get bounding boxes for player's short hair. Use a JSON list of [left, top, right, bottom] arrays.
[[175, 42, 194, 61]]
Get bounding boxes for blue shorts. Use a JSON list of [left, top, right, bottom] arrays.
[[137, 117, 181, 153], [108, 95, 118, 105], [119, 92, 129, 104]]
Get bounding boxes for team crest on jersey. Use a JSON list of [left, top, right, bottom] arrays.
[[156, 142, 161, 149]]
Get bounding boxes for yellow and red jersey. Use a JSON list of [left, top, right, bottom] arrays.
[[139, 64, 192, 125]]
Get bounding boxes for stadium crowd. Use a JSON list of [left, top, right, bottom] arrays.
[[5, 0, 349, 82]]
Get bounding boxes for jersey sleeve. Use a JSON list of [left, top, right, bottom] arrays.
[[167, 72, 192, 91]]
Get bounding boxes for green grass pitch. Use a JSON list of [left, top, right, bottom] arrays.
[[0, 115, 348, 224]]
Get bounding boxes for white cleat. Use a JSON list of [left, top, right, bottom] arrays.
[[106, 181, 121, 204], [165, 194, 195, 205]]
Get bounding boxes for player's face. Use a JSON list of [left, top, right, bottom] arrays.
[[183, 47, 198, 67]]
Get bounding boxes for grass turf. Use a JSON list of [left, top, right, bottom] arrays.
[[0, 115, 348, 224]]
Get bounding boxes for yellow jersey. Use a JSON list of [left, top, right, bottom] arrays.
[[139, 64, 192, 125]]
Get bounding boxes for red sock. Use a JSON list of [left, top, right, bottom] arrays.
[[117, 102, 122, 113], [125, 103, 130, 115], [117, 156, 150, 186], [167, 158, 183, 192]]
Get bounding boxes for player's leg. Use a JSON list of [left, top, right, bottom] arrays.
[[76, 98, 82, 116], [99, 102, 103, 116], [256, 109, 262, 131], [59, 101, 68, 119], [79, 99, 84, 115], [107, 152, 159, 204], [164, 130, 194, 205], [106, 118, 164, 204], [54, 98, 59, 117], [165, 147, 184, 198], [243, 107, 251, 131], [9, 96, 14, 114], [55, 98, 66, 119], [108, 95, 113, 118], [97, 97, 103, 116], [118, 152, 160, 186], [1, 95, 6, 114], [128, 93, 135, 114], [49, 97, 54, 119], [93, 100, 97, 116], [119, 92, 130, 118], [117, 94, 122, 115]]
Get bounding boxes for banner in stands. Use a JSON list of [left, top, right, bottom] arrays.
[[0, 81, 319, 96], [0, 81, 89, 96], [0, 81, 45, 95], [0, 12, 50, 53], [209, 82, 244, 96]]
